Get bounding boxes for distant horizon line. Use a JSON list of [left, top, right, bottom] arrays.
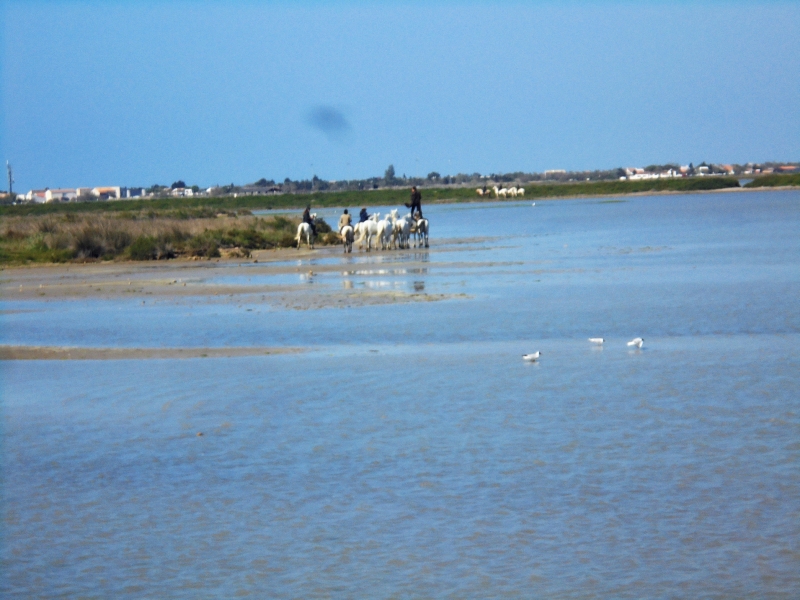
[[6, 159, 799, 194]]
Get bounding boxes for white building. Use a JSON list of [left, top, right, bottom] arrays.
[[45, 188, 77, 202], [25, 189, 48, 203], [121, 187, 146, 198], [92, 186, 122, 199]]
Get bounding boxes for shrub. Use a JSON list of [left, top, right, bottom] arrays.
[[128, 236, 157, 260], [37, 218, 59, 234], [278, 232, 296, 247], [154, 240, 175, 260], [186, 235, 220, 258], [45, 232, 72, 251], [128, 235, 156, 260], [105, 229, 132, 254], [165, 226, 189, 243], [2, 228, 27, 240], [222, 227, 266, 249], [268, 215, 294, 231], [73, 227, 105, 258], [315, 218, 331, 234]]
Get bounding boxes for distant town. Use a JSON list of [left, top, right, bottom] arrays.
[[3, 161, 799, 205]]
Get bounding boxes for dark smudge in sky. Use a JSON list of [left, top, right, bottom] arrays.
[[306, 106, 351, 141]]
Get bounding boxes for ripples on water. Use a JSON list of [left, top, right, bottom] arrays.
[[2, 192, 799, 597]]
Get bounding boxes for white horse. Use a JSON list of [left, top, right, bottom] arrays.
[[517, 187, 525, 197], [386, 209, 399, 249], [508, 186, 519, 197], [411, 217, 429, 248], [295, 213, 316, 249], [377, 214, 394, 250], [394, 215, 412, 249], [477, 188, 488, 196], [354, 213, 379, 251], [341, 225, 354, 253], [493, 185, 508, 198]]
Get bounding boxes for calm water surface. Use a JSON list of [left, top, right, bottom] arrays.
[[2, 191, 799, 597]]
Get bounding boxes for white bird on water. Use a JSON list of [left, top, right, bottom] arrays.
[[627, 337, 644, 348], [522, 351, 541, 362], [588, 338, 604, 344]]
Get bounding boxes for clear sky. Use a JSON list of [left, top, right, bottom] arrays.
[[2, 1, 798, 191]]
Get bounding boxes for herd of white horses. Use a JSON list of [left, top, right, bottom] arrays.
[[295, 208, 430, 253], [295, 184, 525, 251], [477, 185, 526, 198]]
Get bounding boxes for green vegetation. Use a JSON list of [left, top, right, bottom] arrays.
[[0, 177, 744, 264], [744, 173, 800, 188], [0, 176, 740, 219], [0, 211, 338, 265]]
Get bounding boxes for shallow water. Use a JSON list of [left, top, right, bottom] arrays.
[[2, 191, 800, 597]]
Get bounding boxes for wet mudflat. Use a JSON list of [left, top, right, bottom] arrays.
[[2, 191, 799, 597]]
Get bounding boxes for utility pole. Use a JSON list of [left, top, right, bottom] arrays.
[[6, 161, 13, 196]]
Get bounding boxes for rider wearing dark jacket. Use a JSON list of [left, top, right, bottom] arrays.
[[302, 206, 317, 236], [359, 208, 369, 223], [408, 186, 422, 218]]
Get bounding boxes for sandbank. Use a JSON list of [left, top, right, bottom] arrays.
[[0, 243, 479, 309], [0, 345, 303, 360]]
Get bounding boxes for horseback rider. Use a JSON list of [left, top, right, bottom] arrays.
[[359, 207, 369, 223], [338, 209, 352, 233], [302, 206, 317, 237]]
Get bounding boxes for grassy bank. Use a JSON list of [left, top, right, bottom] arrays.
[[744, 173, 800, 188], [0, 176, 740, 218], [0, 210, 337, 265], [0, 176, 743, 265]]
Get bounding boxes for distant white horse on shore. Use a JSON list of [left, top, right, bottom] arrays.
[[295, 214, 316, 249], [493, 185, 508, 198], [341, 224, 354, 253]]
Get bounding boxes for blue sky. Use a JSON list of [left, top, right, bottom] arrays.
[[2, 1, 798, 191]]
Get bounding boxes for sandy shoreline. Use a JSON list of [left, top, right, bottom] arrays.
[[0, 241, 487, 307], [0, 345, 305, 360]]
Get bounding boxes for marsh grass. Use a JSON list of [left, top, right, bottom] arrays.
[[744, 173, 800, 188], [0, 212, 330, 264], [0, 177, 745, 264], [0, 177, 741, 219]]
